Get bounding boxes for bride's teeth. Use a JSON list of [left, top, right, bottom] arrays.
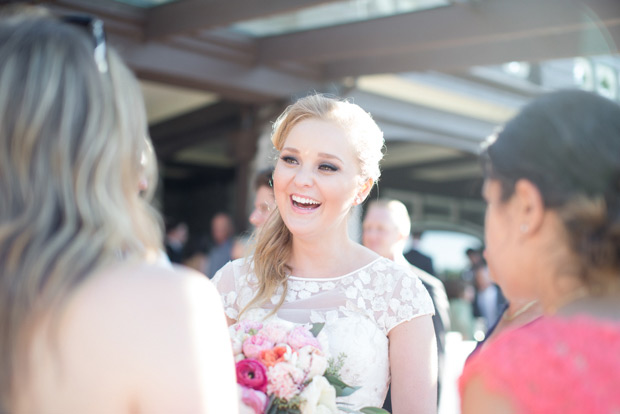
[[292, 195, 319, 205]]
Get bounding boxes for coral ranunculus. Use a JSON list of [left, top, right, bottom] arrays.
[[236, 359, 268, 393], [259, 346, 289, 367]]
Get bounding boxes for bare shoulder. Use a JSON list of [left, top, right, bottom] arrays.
[[74, 262, 218, 314], [50, 262, 234, 412], [62, 261, 223, 353]]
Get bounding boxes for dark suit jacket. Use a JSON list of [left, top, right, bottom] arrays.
[[405, 248, 436, 276], [383, 264, 451, 411]]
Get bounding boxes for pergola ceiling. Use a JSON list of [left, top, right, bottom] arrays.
[[38, 0, 620, 231], [43, 0, 620, 101]]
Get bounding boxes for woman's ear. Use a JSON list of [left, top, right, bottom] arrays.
[[354, 178, 374, 205], [514, 179, 545, 235]]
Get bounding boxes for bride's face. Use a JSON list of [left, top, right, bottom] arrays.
[[273, 118, 362, 240]]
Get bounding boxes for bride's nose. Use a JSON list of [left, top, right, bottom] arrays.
[[293, 166, 314, 188]]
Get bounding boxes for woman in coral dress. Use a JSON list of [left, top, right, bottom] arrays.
[[460, 90, 620, 413]]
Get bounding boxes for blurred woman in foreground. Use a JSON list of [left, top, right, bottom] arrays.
[[0, 8, 236, 413]]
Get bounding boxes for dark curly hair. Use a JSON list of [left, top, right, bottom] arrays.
[[481, 89, 620, 289]]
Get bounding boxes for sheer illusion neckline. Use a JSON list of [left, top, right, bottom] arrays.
[[287, 257, 382, 281]]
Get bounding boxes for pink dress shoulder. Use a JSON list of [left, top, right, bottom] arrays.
[[459, 316, 620, 413]]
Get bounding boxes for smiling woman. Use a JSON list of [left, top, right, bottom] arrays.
[[213, 94, 438, 414]]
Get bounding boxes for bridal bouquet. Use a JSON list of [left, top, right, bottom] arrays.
[[231, 319, 387, 414]]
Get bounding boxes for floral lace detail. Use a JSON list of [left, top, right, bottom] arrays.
[[213, 256, 434, 410], [460, 316, 620, 414]]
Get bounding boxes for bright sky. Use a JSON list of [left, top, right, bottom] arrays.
[[417, 230, 482, 274]]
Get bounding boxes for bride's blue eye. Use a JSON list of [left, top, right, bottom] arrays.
[[281, 155, 298, 165], [319, 163, 338, 172]]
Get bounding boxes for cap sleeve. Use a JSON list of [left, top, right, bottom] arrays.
[[383, 262, 435, 334], [212, 261, 241, 321]]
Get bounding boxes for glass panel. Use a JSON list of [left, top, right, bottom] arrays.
[[231, 0, 450, 37]]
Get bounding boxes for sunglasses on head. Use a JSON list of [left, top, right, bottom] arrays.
[[60, 14, 108, 74]]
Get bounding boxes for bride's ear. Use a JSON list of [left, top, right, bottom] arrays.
[[354, 178, 374, 205]]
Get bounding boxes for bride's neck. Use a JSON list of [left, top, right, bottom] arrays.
[[288, 238, 367, 278]]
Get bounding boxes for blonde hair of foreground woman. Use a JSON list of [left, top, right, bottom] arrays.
[[0, 8, 236, 414]]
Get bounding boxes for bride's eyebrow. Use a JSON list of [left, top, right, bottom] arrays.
[[318, 153, 343, 163], [280, 147, 343, 164]]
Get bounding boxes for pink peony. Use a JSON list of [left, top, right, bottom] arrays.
[[236, 359, 268, 392], [243, 334, 274, 359], [286, 325, 321, 351], [267, 362, 305, 400], [239, 385, 268, 414], [259, 322, 289, 343]]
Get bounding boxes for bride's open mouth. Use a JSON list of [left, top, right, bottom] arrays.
[[291, 194, 321, 210]]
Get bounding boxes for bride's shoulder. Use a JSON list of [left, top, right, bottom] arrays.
[[213, 257, 255, 285], [365, 256, 417, 278]]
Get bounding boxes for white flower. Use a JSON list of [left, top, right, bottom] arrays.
[[231, 336, 243, 356], [305, 282, 320, 293], [371, 297, 388, 312], [400, 287, 414, 301], [322, 282, 336, 290], [362, 288, 375, 300], [285, 290, 298, 302], [290, 280, 304, 291], [359, 270, 371, 284], [401, 276, 412, 288], [224, 291, 237, 306], [389, 298, 401, 312], [299, 376, 338, 414], [298, 289, 312, 300], [398, 304, 414, 319], [354, 279, 364, 290], [345, 286, 357, 299], [296, 346, 328, 378]]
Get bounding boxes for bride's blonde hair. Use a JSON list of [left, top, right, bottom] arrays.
[[242, 94, 384, 317], [0, 10, 161, 408]]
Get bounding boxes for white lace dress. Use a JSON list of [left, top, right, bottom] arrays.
[[213, 256, 434, 411]]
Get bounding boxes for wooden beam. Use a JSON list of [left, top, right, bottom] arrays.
[[326, 23, 620, 77], [145, 0, 345, 41], [108, 33, 321, 102], [258, 0, 620, 64]]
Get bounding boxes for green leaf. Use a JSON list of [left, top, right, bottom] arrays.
[[336, 406, 358, 413], [310, 322, 325, 337], [359, 407, 391, 414], [324, 373, 361, 397]]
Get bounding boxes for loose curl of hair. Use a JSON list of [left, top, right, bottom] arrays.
[[0, 11, 162, 408], [481, 89, 620, 291], [242, 94, 384, 317]]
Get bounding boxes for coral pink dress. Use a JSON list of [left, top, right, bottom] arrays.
[[460, 316, 620, 413]]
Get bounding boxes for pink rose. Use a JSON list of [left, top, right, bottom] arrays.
[[239, 385, 268, 414], [243, 334, 274, 359], [286, 325, 321, 351], [236, 359, 268, 393]]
